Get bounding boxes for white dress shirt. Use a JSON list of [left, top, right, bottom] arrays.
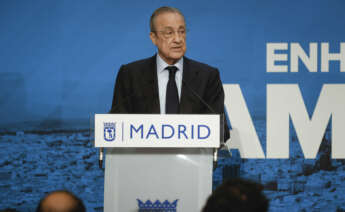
[[156, 54, 183, 114]]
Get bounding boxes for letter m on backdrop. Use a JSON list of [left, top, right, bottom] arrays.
[[267, 84, 345, 159]]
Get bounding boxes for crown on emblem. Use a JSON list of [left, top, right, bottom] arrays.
[[137, 199, 178, 212], [104, 122, 115, 127]]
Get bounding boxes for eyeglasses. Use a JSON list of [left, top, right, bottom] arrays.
[[153, 28, 187, 39]]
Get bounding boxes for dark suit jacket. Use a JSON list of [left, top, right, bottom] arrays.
[[110, 55, 230, 141]]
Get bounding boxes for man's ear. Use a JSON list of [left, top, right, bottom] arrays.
[[150, 32, 157, 46]]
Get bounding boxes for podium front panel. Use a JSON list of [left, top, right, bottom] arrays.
[[104, 148, 213, 212]]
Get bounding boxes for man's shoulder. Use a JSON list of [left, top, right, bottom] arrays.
[[119, 55, 219, 74], [116, 56, 156, 78], [184, 57, 219, 73], [122, 56, 155, 70]]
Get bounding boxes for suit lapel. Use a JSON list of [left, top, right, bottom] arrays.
[[140, 55, 160, 114], [180, 57, 200, 113]]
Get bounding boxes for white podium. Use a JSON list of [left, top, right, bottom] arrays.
[[94, 114, 222, 212]]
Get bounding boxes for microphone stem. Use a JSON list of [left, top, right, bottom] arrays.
[[99, 147, 103, 169]]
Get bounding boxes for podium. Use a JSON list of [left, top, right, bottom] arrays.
[[94, 114, 222, 212]]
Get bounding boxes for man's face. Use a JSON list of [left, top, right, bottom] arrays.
[[150, 12, 187, 65]]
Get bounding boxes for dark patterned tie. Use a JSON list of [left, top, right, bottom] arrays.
[[165, 66, 179, 114]]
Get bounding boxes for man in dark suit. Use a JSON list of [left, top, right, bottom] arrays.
[[110, 6, 230, 141]]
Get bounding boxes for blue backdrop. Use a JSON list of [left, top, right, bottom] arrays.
[[1, 0, 344, 211]]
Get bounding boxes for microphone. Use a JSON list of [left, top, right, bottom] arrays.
[[182, 79, 228, 167], [182, 79, 228, 142], [182, 79, 217, 114], [99, 147, 104, 169]]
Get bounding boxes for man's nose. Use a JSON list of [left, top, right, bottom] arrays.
[[172, 31, 183, 42]]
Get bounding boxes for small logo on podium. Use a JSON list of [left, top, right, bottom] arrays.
[[104, 122, 116, 141], [136, 199, 178, 212]]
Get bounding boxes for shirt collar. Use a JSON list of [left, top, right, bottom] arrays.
[[156, 54, 183, 73]]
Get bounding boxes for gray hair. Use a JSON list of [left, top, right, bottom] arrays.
[[150, 6, 185, 32]]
